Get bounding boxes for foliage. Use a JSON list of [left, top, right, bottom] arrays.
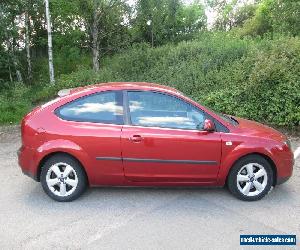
[[205, 36, 300, 126], [237, 0, 300, 37], [1, 33, 299, 127], [76, 0, 131, 52], [131, 0, 207, 45], [206, 0, 257, 31], [0, 82, 31, 124], [0, 0, 23, 82], [0, 0, 299, 127], [264, 0, 300, 36]]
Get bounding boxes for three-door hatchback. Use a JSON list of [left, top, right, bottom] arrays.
[[18, 82, 294, 201]]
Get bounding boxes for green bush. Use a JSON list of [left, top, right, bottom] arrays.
[[0, 82, 31, 124], [0, 33, 299, 126], [205, 37, 300, 126]]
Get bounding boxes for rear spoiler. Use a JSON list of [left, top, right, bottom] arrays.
[[57, 88, 73, 97]]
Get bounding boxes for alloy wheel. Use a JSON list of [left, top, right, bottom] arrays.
[[236, 163, 268, 197], [46, 162, 78, 197]]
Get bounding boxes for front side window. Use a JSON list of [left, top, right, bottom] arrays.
[[56, 91, 123, 124], [127, 91, 206, 130]]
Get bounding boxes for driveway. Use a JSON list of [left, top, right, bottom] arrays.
[[0, 126, 299, 249]]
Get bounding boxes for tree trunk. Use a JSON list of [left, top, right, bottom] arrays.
[[25, 9, 33, 83], [5, 21, 23, 83], [10, 38, 23, 83], [13, 60, 23, 82], [45, 0, 55, 84], [8, 64, 13, 82], [92, 10, 100, 72]]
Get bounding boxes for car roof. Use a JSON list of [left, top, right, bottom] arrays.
[[69, 82, 182, 95]]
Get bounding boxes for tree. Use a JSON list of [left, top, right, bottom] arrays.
[[207, 0, 257, 31], [166, 0, 181, 41], [238, 0, 300, 37], [179, 1, 207, 36], [238, 1, 272, 37], [0, 0, 23, 83], [267, 0, 300, 36], [77, 0, 130, 72], [232, 4, 257, 28], [24, 2, 33, 82], [133, 0, 206, 46], [45, 0, 55, 84]]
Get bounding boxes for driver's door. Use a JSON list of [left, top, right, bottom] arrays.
[[121, 91, 222, 183]]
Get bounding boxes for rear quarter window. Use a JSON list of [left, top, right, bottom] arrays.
[[55, 91, 124, 124]]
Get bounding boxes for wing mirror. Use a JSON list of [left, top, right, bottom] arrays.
[[203, 119, 215, 132]]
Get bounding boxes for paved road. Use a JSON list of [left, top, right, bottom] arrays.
[[0, 126, 299, 250]]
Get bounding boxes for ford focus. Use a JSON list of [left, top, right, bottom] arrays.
[[18, 82, 294, 202]]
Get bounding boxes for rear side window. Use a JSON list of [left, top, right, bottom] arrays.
[[56, 91, 124, 124]]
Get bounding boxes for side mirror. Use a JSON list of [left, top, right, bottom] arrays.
[[203, 119, 215, 132]]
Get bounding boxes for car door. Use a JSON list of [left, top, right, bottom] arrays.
[[121, 90, 222, 183]]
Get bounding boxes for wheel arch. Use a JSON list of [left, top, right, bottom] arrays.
[[225, 152, 277, 186], [37, 151, 89, 185]]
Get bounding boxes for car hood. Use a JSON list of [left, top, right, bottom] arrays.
[[234, 117, 287, 142]]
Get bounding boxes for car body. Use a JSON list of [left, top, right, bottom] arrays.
[[18, 82, 294, 201]]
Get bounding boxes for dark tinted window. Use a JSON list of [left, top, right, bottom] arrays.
[[56, 91, 123, 124], [128, 91, 206, 130]]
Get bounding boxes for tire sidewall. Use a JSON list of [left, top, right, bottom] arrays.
[[227, 155, 273, 201]]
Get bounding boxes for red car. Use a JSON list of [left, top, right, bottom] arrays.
[[18, 82, 294, 202]]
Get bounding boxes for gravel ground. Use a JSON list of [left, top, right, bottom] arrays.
[[0, 126, 299, 250]]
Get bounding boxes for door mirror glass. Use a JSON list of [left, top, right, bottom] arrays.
[[203, 119, 215, 132]]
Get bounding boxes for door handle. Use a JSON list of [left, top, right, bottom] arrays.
[[129, 135, 143, 142]]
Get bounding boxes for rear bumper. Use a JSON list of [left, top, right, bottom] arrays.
[[17, 146, 39, 181], [21, 168, 38, 181]]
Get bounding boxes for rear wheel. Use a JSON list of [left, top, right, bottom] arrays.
[[227, 155, 273, 201], [40, 154, 87, 202]]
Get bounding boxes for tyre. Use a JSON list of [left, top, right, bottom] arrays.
[[227, 155, 273, 201], [40, 154, 87, 202]]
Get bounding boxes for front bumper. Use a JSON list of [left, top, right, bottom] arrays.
[[275, 151, 294, 185]]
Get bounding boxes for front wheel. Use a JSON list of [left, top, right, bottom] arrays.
[[227, 155, 273, 201], [40, 154, 87, 202]]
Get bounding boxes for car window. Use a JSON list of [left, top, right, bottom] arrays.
[[56, 91, 124, 124], [127, 91, 205, 130]]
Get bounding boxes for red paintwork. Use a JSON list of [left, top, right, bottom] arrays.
[[18, 82, 294, 187]]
